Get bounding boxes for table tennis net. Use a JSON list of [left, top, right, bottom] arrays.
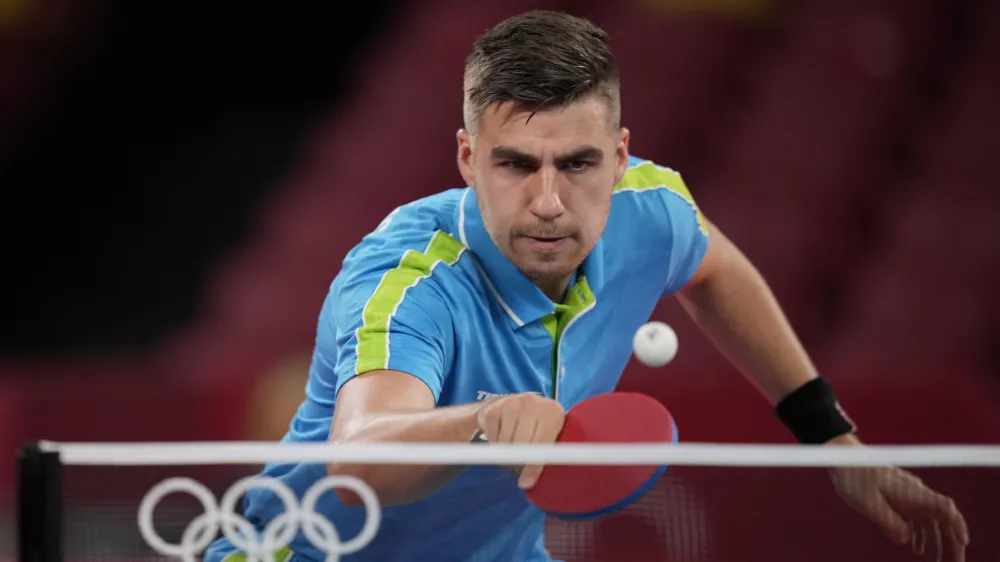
[[14, 441, 1000, 562]]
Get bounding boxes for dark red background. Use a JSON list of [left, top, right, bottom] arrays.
[[3, 0, 998, 559]]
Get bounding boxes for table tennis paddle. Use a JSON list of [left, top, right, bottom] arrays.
[[472, 391, 677, 520]]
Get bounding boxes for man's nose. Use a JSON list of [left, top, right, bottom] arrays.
[[527, 168, 564, 221]]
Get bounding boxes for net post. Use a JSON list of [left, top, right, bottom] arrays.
[[16, 442, 63, 562]]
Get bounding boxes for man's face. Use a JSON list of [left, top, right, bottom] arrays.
[[457, 96, 629, 296]]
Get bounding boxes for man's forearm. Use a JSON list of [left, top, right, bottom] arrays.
[[677, 246, 819, 405], [328, 402, 482, 506]]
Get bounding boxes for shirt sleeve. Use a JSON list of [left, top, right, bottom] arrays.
[[315, 230, 463, 403], [656, 173, 709, 297]]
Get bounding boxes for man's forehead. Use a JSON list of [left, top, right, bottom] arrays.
[[488, 96, 612, 130], [477, 98, 615, 151]]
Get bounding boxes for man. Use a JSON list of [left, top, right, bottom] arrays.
[[207, 10, 969, 562]]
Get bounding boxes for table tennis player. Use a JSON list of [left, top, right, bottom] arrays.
[[207, 10, 969, 562]]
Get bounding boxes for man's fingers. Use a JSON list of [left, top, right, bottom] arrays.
[[910, 519, 925, 555], [481, 393, 565, 491], [929, 519, 942, 562], [517, 416, 560, 489], [534, 413, 565, 445], [511, 416, 538, 444], [478, 405, 502, 445], [910, 491, 971, 550], [497, 417, 535, 477], [946, 525, 967, 562], [869, 493, 912, 545], [518, 463, 543, 490], [512, 418, 539, 485], [931, 495, 970, 547], [893, 483, 970, 545], [893, 486, 968, 561], [889, 474, 970, 549], [496, 412, 518, 444]]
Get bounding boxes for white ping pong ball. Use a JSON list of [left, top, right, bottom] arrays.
[[632, 321, 678, 367]]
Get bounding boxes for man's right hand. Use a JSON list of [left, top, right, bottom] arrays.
[[475, 393, 566, 490]]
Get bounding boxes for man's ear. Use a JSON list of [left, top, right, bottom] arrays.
[[457, 128, 476, 188], [614, 127, 630, 186]]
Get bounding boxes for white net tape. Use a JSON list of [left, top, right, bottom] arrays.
[[39, 440, 1000, 561], [137, 475, 380, 562], [36, 440, 1000, 467]]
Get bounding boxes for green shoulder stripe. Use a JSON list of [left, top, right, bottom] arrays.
[[355, 230, 465, 374], [615, 160, 708, 235]]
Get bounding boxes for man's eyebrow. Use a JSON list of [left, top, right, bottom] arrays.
[[490, 146, 539, 163], [556, 146, 604, 163], [490, 146, 604, 163]]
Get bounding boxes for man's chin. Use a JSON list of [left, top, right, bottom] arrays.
[[516, 260, 578, 284]]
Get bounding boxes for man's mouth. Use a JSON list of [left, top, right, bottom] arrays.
[[525, 236, 567, 249]]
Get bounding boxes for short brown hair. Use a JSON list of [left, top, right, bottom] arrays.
[[463, 10, 620, 134]]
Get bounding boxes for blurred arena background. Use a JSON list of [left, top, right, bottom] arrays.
[[2, 0, 999, 556]]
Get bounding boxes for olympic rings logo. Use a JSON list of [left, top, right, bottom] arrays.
[[137, 475, 382, 562]]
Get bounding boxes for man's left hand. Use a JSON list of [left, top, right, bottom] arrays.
[[830, 464, 970, 561]]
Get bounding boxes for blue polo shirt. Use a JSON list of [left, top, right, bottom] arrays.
[[206, 156, 709, 562]]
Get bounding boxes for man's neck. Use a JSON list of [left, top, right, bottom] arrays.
[[536, 275, 574, 304]]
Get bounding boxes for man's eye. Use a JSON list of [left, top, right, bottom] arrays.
[[502, 160, 531, 170], [564, 160, 591, 172]]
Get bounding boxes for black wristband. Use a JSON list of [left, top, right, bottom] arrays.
[[775, 377, 856, 444]]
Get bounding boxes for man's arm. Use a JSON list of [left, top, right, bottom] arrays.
[[675, 219, 969, 558], [328, 370, 567, 506], [675, 220, 822, 407], [328, 370, 482, 506]]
